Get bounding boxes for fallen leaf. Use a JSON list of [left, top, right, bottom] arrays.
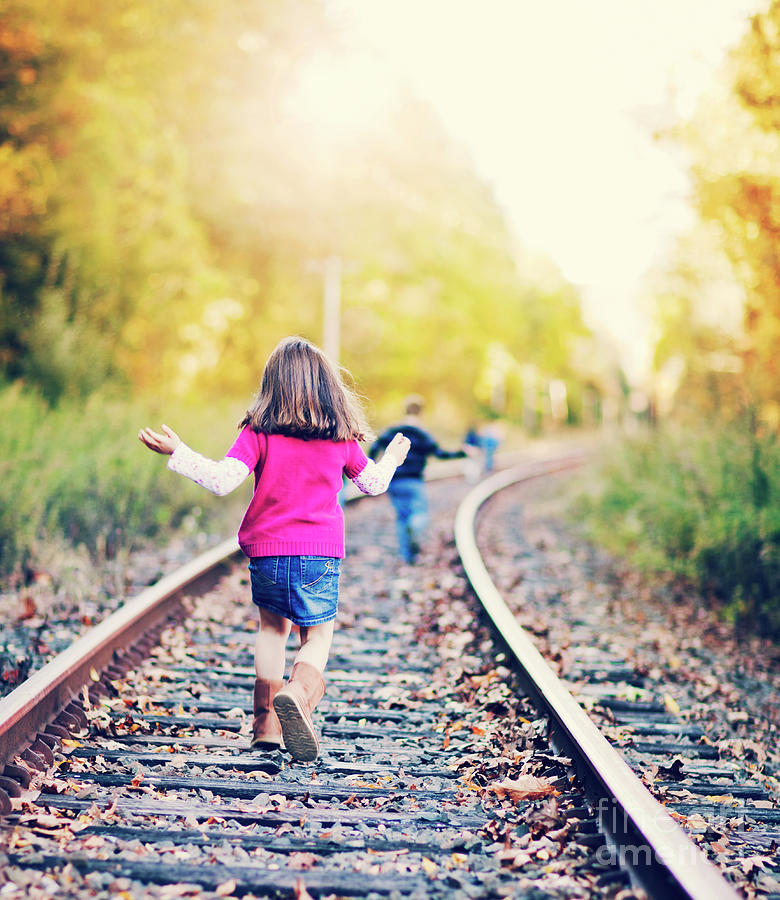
[[524, 797, 563, 834], [683, 813, 710, 830], [23, 814, 64, 828], [421, 857, 438, 878], [740, 855, 769, 876], [159, 885, 202, 898], [663, 694, 681, 716], [293, 878, 314, 900], [215, 880, 237, 897], [484, 775, 558, 802], [17, 596, 37, 621], [498, 847, 532, 868], [81, 835, 106, 849]]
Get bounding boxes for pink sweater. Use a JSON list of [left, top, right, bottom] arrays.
[[225, 427, 368, 559]]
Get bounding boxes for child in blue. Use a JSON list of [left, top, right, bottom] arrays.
[[371, 395, 467, 563]]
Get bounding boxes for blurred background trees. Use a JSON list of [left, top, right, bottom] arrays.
[[0, 0, 593, 421], [575, 0, 780, 637], [0, 0, 600, 578], [5, 0, 780, 633], [652, 0, 780, 429]]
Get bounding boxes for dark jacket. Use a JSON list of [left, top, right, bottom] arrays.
[[371, 424, 465, 480]]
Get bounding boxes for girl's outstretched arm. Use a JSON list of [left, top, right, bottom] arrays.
[[139, 424, 250, 496], [351, 433, 410, 496], [138, 424, 181, 455]]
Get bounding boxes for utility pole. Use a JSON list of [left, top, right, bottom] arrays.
[[306, 255, 342, 364], [322, 255, 341, 364]]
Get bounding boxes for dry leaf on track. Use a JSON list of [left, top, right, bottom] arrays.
[[293, 878, 314, 900], [484, 775, 558, 802]]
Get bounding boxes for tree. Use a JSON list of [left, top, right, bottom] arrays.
[[0, 0, 330, 401], [1, 0, 592, 422], [673, 1, 780, 424]]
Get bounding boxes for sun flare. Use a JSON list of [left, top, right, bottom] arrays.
[[284, 50, 398, 145]]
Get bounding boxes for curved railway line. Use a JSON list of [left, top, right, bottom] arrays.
[[0, 454, 775, 898]]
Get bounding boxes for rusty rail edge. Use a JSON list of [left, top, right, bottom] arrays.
[[0, 452, 469, 788], [454, 461, 739, 900], [0, 536, 241, 785]]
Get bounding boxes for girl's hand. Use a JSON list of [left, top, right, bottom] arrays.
[[385, 432, 411, 466], [138, 424, 181, 455]]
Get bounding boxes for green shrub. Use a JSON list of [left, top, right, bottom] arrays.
[[0, 383, 247, 580], [0, 385, 49, 574], [571, 425, 780, 637]]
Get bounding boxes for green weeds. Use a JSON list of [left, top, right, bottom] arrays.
[[572, 426, 780, 637], [0, 384, 246, 581]]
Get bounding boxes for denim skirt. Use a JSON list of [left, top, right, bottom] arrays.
[[248, 555, 340, 626]]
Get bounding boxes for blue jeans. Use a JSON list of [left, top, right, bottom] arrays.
[[388, 478, 428, 563], [248, 556, 340, 626]]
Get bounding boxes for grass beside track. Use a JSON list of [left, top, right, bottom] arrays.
[[570, 424, 780, 638], [0, 383, 248, 581]]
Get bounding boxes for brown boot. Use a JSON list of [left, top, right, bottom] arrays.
[[251, 678, 284, 749], [272, 662, 326, 762]]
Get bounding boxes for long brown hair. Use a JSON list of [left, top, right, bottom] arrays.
[[239, 336, 374, 441]]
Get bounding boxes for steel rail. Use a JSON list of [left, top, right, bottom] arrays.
[[0, 452, 472, 800], [454, 463, 739, 900], [0, 536, 241, 782], [0, 445, 590, 810], [0, 448, 479, 781]]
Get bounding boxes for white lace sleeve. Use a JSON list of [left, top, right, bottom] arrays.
[[167, 443, 250, 496], [350, 455, 398, 496]]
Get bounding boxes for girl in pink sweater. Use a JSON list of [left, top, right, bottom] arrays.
[[139, 336, 409, 762]]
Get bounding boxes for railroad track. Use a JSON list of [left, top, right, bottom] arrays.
[[0, 454, 767, 898], [468, 472, 780, 898]]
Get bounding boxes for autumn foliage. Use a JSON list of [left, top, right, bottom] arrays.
[[654, 0, 780, 427], [0, 0, 590, 413], [0, 0, 602, 581], [577, 3, 780, 638]]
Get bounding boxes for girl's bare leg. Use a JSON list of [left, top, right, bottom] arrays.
[[294, 620, 335, 673], [254, 608, 292, 680]]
